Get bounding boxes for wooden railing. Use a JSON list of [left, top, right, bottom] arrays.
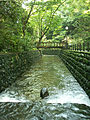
[[36, 42, 67, 49], [68, 42, 90, 52], [35, 41, 90, 51]]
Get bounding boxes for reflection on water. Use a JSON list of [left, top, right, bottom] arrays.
[[0, 55, 90, 119]]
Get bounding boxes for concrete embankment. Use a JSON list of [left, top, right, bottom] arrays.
[[0, 51, 41, 92]]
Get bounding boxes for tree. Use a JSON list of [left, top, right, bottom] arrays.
[[58, 0, 90, 44], [0, 0, 89, 52], [22, 0, 36, 37], [0, 0, 24, 52]]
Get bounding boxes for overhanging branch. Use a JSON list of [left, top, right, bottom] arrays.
[[38, 0, 67, 45], [23, 0, 36, 37]]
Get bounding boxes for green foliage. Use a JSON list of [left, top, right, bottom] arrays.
[[0, 0, 90, 52], [69, 14, 90, 42], [59, 0, 90, 44], [0, 0, 24, 52]]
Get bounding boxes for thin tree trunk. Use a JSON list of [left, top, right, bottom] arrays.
[[23, 0, 36, 37], [37, 0, 67, 46]]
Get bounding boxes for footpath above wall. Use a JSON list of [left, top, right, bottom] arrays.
[[0, 51, 41, 93], [42, 49, 90, 98]]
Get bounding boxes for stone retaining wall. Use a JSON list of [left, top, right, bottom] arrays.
[[0, 51, 41, 92], [42, 50, 60, 55], [42, 50, 90, 98], [60, 50, 90, 98]]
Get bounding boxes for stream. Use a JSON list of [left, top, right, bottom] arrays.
[[0, 55, 90, 120]]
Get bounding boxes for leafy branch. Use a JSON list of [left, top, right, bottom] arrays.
[[38, 0, 67, 46], [22, 0, 36, 37]]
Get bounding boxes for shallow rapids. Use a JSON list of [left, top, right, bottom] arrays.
[[0, 55, 90, 120]]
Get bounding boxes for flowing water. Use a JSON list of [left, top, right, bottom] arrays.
[[0, 55, 90, 120]]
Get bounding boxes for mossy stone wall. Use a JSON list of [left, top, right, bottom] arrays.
[[0, 51, 40, 92], [60, 50, 90, 98], [42, 50, 60, 55]]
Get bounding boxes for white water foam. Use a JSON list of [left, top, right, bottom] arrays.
[[46, 88, 90, 106], [0, 91, 29, 102]]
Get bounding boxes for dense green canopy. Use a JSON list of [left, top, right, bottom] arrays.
[[0, 0, 90, 52]]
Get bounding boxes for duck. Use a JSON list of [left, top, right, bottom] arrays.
[[40, 88, 49, 99]]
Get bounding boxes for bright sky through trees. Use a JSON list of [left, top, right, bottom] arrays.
[[22, 0, 50, 9]]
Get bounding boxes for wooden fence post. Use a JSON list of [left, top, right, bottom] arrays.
[[83, 42, 85, 51], [87, 42, 89, 51], [66, 41, 68, 49], [80, 43, 81, 51], [75, 44, 76, 50], [77, 44, 78, 50]]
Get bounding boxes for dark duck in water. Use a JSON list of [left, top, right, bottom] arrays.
[[40, 88, 49, 99]]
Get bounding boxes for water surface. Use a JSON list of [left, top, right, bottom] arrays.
[[0, 55, 90, 120]]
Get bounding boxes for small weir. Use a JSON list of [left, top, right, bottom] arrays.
[[0, 55, 90, 120]]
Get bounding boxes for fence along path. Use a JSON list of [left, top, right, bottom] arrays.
[[36, 42, 67, 49], [36, 41, 90, 51]]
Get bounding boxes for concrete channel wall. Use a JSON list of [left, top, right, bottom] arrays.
[[42, 50, 90, 98], [0, 51, 41, 92]]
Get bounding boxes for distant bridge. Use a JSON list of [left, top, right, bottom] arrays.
[[35, 41, 90, 51], [36, 42, 67, 49]]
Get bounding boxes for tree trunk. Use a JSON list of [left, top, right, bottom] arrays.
[[37, 0, 67, 45], [22, 0, 36, 37]]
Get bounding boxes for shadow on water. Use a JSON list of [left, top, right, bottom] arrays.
[[0, 55, 90, 120]]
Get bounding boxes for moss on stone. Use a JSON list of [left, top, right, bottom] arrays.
[[0, 51, 40, 93]]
